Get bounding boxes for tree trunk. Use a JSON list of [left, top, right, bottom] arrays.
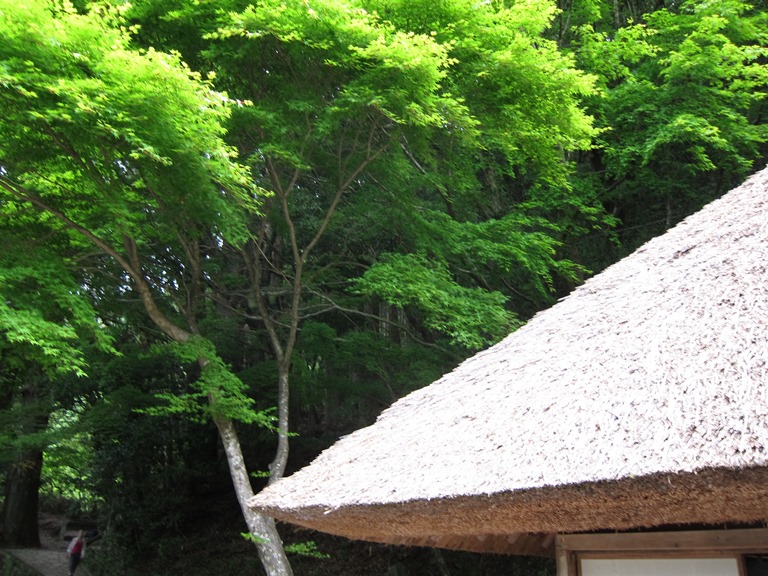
[[2, 450, 43, 547], [1, 378, 49, 548], [214, 415, 293, 576], [268, 368, 291, 484], [127, 264, 293, 575], [11, 155, 295, 572]]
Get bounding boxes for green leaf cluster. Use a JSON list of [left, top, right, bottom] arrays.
[[353, 252, 517, 349], [0, 240, 113, 376], [144, 337, 277, 426], [0, 0, 260, 250], [573, 0, 768, 250]]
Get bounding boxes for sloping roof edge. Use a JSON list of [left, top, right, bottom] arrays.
[[261, 466, 768, 555], [251, 167, 768, 554]]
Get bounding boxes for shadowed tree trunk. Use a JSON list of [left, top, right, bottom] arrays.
[[1, 383, 48, 547], [2, 451, 43, 547]]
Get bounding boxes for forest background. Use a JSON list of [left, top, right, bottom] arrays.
[[1, 0, 767, 574]]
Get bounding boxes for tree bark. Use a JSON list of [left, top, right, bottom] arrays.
[[124, 242, 294, 576], [2, 450, 43, 547], [213, 415, 293, 576], [1, 379, 49, 548], [268, 368, 291, 484]]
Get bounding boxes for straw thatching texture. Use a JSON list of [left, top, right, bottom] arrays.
[[250, 169, 768, 553]]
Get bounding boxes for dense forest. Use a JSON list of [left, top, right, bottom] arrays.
[[1, 0, 766, 574]]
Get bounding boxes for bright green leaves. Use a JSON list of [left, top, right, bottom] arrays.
[[148, 337, 276, 426], [579, 0, 768, 182], [0, 301, 84, 375], [213, 0, 470, 153], [570, 0, 768, 252], [205, 0, 601, 351], [646, 1, 768, 170], [575, 23, 659, 87], [642, 113, 732, 173], [0, 202, 115, 379], [346, 30, 458, 127], [352, 208, 582, 350], [0, 0, 260, 249], [364, 0, 600, 188], [0, 243, 114, 377], [0, 1, 264, 413], [425, 210, 579, 282], [353, 253, 517, 350]]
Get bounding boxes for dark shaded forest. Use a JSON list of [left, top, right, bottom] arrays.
[[1, 0, 767, 573]]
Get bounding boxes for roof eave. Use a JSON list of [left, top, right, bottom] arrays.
[[254, 465, 768, 554]]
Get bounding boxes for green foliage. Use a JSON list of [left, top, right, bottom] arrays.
[[40, 410, 97, 506], [573, 0, 768, 251], [199, 0, 603, 354], [126, 0, 246, 68], [353, 253, 516, 349], [0, 0, 260, 247], [0, 552, 41, 576], [290, 322, 458, 435], [362, 0, 599, 187], [418, 209, 587, 297], [0, 386, 55, 464], [212, 0, 467, 134], [284, 541, 330, 560], [145, 337, 276, 426], [0, 0, 275, 460], [0, 237, 114, 377], [0, 0, 264, 392], [603, 2, 768, 176], [85, 348, 222, 562], [241, 531, 268, 545]]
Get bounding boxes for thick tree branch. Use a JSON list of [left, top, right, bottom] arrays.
[[0, 176, 133, 273], [0, 175, 193, 344]]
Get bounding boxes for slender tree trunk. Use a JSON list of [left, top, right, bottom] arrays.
[[126, 255, 294, 576], [7, 152, 295, 574], [268, 367, 291, 484], [213, 416, 293, 576]]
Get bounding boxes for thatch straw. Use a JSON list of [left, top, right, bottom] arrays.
[[250, 169, 768, 554]]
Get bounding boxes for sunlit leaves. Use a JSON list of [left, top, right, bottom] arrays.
[[211, 0, 473, 160], [0, 239, 114, 376], [570, 0, 768, 255], [0, 0, 260, 249], [580, 0, 768, 182], [353, 253, 519, 349], [363, 0, 599, 188], [0, 0, 267, 422], [149, 337, 277, 426]]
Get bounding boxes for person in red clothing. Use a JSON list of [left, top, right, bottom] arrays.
[[66, 530, 86, 576]]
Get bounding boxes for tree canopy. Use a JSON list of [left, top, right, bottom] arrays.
[[1, 0, 767, 573]]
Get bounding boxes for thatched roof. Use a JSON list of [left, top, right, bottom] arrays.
[[250, 169, 768, 556]]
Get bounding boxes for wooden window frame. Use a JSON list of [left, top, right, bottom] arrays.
[[555, 528, 768, 576]]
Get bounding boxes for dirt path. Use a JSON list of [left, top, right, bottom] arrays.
[[3, 547, 91, 576], [1, 512, 96, 576]]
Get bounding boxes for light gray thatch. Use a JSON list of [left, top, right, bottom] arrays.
[[250, 169, 768, 555]]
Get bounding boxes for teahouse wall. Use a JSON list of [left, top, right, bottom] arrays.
[[556, 528, 768, 576]]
